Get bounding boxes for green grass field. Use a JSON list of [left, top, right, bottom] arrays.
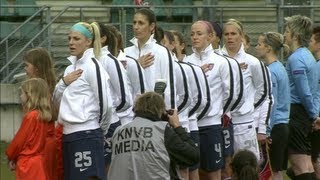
[[1, 141, 15, 180]]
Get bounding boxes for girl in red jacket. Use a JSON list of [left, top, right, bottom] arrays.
[[6, 78, 52, 180], [23, 47, 60, 180]]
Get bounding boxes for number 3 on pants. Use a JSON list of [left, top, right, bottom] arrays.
[[75, 151, 92, 170]]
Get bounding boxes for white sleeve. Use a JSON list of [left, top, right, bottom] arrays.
[[185, 64, 202, 117], [195, 66, 208, 115], [52, 66, 72, 110], [219, 58, 233, 113], [176, 63, 192, 113], [87, 60, 113, 135], [157, 47, 176, 109], [126, 56, 145, 101], [228, 58, 245, 112], [252, 60, 268, 109], [257, 65, 273, 134], [102, 55, 133, 113]]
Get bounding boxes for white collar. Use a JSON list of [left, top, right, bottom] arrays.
[[67, 48, 93, 64], [192, 45, 213, 58], [129, 34, 157, 48]]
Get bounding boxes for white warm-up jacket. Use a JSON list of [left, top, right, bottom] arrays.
[[185, 45, 233, 127], [100, 47, 133, 125], [53, 49, 114, 135], [252, 62, 273, 134], [124, 35, 176, 109], [173, 55, 192, 132], [221, 44, 270, 131]]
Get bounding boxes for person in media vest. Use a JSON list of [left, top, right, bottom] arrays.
[[108, 92, 200, 180]]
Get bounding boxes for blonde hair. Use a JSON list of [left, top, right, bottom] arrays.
[[24, 47, 56, 94], [224, 19, 244, 36], [284, 15, 313, 47], [75, 22, 102, 59], [260, 32, 290, 60], [194, 20, 214, 34], [21, 78, 52, 122], [261, 32, 284, 53]]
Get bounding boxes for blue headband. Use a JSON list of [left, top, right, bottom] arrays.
[[71, 23, 93, 39]]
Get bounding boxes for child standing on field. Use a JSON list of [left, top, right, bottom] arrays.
[[23, 47, 59, 180], [6, 78, 52, 180]]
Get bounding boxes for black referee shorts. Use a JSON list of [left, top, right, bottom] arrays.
[[269, 123, 289, 171], [288, 104, 313, 155], [311, 130, 320, 161]]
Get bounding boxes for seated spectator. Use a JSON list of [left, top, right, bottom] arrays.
[[107, 92, 200, 180], [231, 150, 259, 180]]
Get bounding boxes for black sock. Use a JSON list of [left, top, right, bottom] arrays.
[[294, 173, 312, 180], [287, 167, 295, 179], [311, 172, 318, 180]]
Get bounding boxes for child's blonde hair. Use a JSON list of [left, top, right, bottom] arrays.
[[20, 78, 52, 121]]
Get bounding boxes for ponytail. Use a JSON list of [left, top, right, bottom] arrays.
[[282, 43, 291, 60], [90, 22, 102, 59], [71, 22, 102, 59]]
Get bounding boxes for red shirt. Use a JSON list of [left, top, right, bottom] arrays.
[[6, 110, 48, 180]]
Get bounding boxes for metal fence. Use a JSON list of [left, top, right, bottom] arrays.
[[0, 5, 51, 83], [1, 4, 320, 83]]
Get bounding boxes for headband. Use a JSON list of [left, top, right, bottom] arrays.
[[197, 21, 213, 34], [71, 23, 93, 39]]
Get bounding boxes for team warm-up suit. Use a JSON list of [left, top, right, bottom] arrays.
[[117, 49, 146, 125], [100, 46, 133, 125], [221, 44, 268, 160], [253, 62, 273, 136], [173, 55, 192, 132], [215, 49, 245, 157], [179, 60, 208, 170], [124, 34, 176, 109], [185, 45, 234, 171], [53, 48, 114, 180]]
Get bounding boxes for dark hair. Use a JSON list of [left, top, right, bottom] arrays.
[[154, 25, 164, 44], [107, 25, 124, 56], [164, 30, 175, 44], [98, 23, 117, 56], [244, 33, 251, 45], [135, 8, 157, 37], [24, 47, 57, 94], [210, 21, 222, 39], [113, 27, 124, 53], [313, 26, 320, 43], [135, 8, 156, 25], [231, 150, 259, 180], [171, 30, 186, 54]]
